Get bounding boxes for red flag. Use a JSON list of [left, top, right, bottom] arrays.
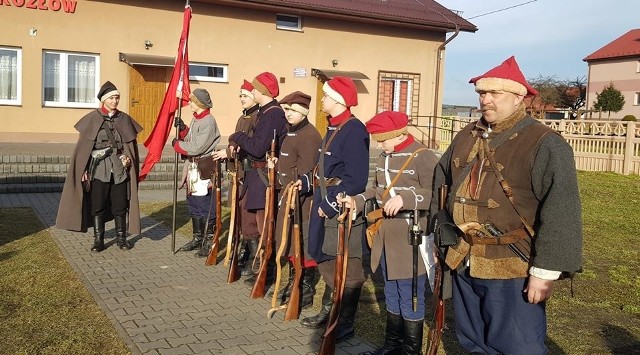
[[139, 5, 192, 181]]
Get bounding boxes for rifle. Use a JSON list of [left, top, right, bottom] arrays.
[[410, 210, 422, 312], [226, 156, 242, 283], [284, 168, 303, 321], [250, 130, 277, 298], [318, 192, 350, 355], [205, 159, 223, 266], [426, 184, 447, 355], [268, 182, 296, 318]]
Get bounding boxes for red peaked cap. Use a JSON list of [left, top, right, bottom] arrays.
[[240, 79, 254, 99], [469, 56, 538, 97], [324, 76, 358, 107], [366, 110, 409, 142], [240, 79, 254, 92], [252, 72, 279, 97]]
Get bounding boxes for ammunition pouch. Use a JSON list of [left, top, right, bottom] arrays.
[[195, 155, 215, 180], [365, 208, 383, 248], [431, 209, 461, 247], [242, 158, 252, 172]]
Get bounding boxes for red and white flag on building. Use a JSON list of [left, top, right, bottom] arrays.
[[139, 4, 192, 181]]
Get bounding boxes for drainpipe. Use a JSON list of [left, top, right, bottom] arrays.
[[432, 24, 459, 148]]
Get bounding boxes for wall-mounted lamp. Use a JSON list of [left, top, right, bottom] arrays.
[[332, 59, 338, 67], [29, 27, 38, 37], [144, 40, 153, 50]]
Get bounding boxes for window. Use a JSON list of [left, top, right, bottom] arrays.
[[189, 63, 228, 83], [637, 60, 640, 73], [635, 92, 640, 106], [0, 46, 21, 106], [276, 14, 302, 31], [43, 51, 100, 108], [377, 71, 421, 117]]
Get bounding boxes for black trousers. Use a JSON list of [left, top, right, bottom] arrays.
[[90, 178, 128, 217]]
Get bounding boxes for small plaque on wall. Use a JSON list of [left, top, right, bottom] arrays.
[[293, 68, 307, 78]]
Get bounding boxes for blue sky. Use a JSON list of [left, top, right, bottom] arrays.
[[436, 0, 640, 106]]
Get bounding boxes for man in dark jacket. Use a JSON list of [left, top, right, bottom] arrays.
[[228, 72, 288, 284], [432, 56, 582, 354], [298, 76, 370, 344]]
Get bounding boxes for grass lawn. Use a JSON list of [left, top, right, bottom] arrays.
[[1, 171, 638, 354], [0, 208, 131, 355]]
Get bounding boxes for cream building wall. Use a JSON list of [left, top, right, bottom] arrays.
[[586, 58, 640, 119], [0, 0, 446, 143]]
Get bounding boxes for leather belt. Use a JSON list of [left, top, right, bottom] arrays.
[[250, 161, 267, 168], [313, 177, 342, 188]]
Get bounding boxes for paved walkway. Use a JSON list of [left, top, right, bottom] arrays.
[[0, 191, 375, 355]]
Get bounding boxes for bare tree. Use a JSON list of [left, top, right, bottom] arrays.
[[557, 76, 586, 119], [527, 75, 561, 119]]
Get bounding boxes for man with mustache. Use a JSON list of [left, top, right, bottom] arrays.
[[431, 56, 583, 354]]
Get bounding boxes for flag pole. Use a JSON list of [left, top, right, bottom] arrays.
[[171, 104, 181, 254], [171, 0, 191, 254]]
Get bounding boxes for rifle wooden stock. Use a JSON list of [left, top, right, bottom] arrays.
[[319, 194, 350, 355], [205, 159, 223, 266], [223, 170, 237, 267], [426, 184, 448, 355], [250, 133, 277, 298], [226, 158, 241, 283], [268, 183, 295, 318], [285, 172, 303, 321]]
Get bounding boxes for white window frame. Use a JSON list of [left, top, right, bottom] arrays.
[[188, 62, 228, 83], [637, 60, 640, 73], [0, 46, 22, 106], [634, 92, 640, 106], [386, 78, 413, 114], [276, 13, 302, 32], [42, 50, 100, 108]]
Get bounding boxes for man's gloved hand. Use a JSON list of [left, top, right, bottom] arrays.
[[174, 117, 187, 132]]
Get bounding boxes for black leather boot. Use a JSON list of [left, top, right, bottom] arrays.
[[401, 319, 423, 355], [335, 286, 362, 343], [300, 266, 318, 309], [179, 217, 204, 252], [237, 240, 250, 270], [360, 312, 404, 355], [91, 215, 105, 252], [267, 259, 294, 299], [244, 250, 277, 289], [114, 215, 130, 250], [242, 238, 260, 279], [196, 218, 215, 257], [300, 285, 332, 328]]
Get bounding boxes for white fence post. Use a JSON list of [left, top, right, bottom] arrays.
[[623, 121, 636, 175]]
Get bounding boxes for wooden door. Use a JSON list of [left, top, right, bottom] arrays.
[[314, 79, 328, 137], [128, 66, 167, 142]]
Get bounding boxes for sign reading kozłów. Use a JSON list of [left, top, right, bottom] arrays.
[[1, 0, 77, 13]]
